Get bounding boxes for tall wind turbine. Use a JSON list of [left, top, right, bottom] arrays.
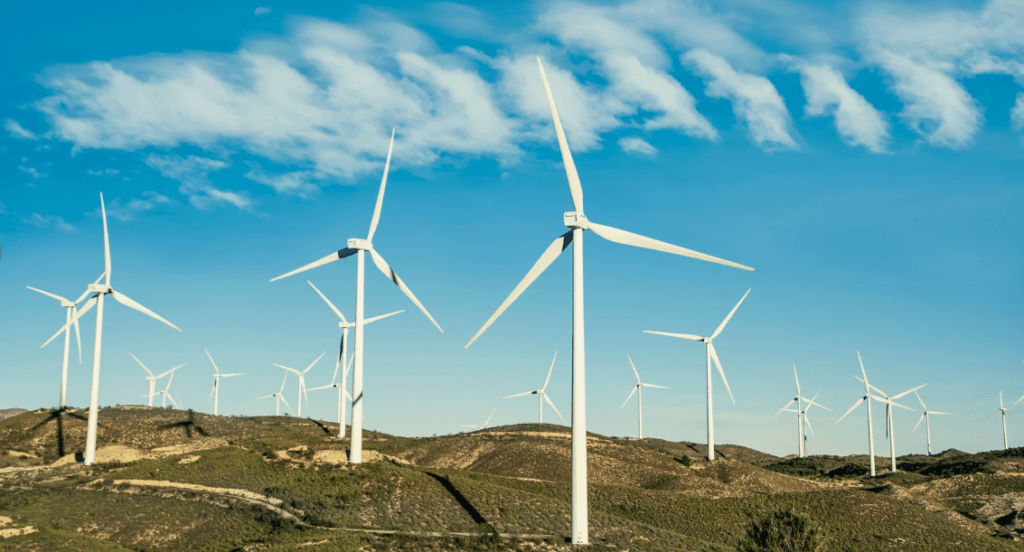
[[504, 352, 565, 425], [131, 353, 183, 407], [28, 276, 101, 409], [271, 129, 443, 464], [620, 355, 669, 440], [462, 59, 754, 544], [462, 408, 497, 431], [206, 349, 243, 416], [836, 352, 878, 477], [983, 391, 1012, 450], [306, 280, 402, 438], [41, 193, 181, 466], [259, 372, 293, 416], [774, 364, 829, 457], [274, 352, 325, 419], [912, 389, 951, 456], [859, 378, 923, 473], [149, 367, 182, 408], [644, 288, 751, 461]]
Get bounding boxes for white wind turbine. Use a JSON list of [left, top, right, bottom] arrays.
[[305, 280, 403, 438], [28, 276, 102, 409], [462, 408, 497, 432], [259, 372, 293, 416], [271, 129, 443, 464], [774, 365, 829, 457], [912, 390, 951, 456], [983, 391, 1013, 450], [505, 352, 566, 425], [799, 393, 825, 456], [41, 193, 181, 466], [148, 367, 181, 409], [859, 378, 923, 473], [274, 352, 325, 419], [644, 288, 751, 461], [836, 352, 879, 477], [131, 353, 184, 407], [206, 349, 243, 416], [620, 355, 669, 440], [463, 59, 754, 545]]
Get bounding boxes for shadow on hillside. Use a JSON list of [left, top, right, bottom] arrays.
[[426, 472, 493, 530], [29, 408, 89, 457], [158, 410, 209, 439], [306, 418, 334, 436]]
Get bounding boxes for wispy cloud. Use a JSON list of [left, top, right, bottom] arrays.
[[0, 201, 7, 215], [19, 165, 47, 179], [254, 7, 271, 15], [788, 58, 889, 153], [144, 154, 250, 210], [5, 119, 37, 140], [618, 136, 657, 156], [24, 213, 77, 232], [244, 165, 320, 197], [87, 168, 121, 176], [102, 192, 173, 222], [1013, 92, 1024, 130]]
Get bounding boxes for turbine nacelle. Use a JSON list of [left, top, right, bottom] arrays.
[[88, 283, 111, 294], [564, 212, 589, 230], [60, 300, 75, 308], [347, 238, 372, 250]]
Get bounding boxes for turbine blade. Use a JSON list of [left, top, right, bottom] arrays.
[[802, 398, 831, 411], [627, 354, 641, 383], [304, 351, 326, 373], [504, 391, 535, 399], [913, 413, 925, 432], [258, 394, 274, 400], [270, 248, 358, 282], [890, 400, 913, 412], [101, 193, 111, 285], [464, 230, 572, 349], [836, 397, 865, 424], [914, 389, 927, 410], [709, 343, 734, 404], [775, 399, 797, 417], [589, 223, 754, 273], [982, 410, 999, 420], [891, 384, 927, 400], [711, 289, 751, 340], [280, 394, 292, 414], [307, 280, 348, 325], [206, 349, 221, 374], [73, 309, 82, 364], [536, 57, 583, 213], [369, 248, 443, 333], [273, 363, 300, 374], [803, 415, 815, 436], [642, 331, 703, 341], [364, 310, 405, 325], [1011, 393, 1024, 410], [208, 382, 216, 403], [542, 351, 558, 391], [41, 295, 96, 348], [857, 351, 870, 393], [543, 393, 567, 424], [130, 353, 154, 378], [931, 411, 953, 415], [110, 290, 181, 332], [27, 286, 69, 303], [642, 383, 669, 389], [366, 128, 395, 242], [483, 408, 496, 428], [793, 364, 801, 396], [307, 384, 334, 392], [279, 371, 288, 393], [621, 386, 639, 408]]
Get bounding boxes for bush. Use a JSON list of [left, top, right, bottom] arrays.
[[739, 510, 824, 552]]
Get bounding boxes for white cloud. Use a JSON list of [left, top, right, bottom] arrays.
[[254, 7, 271, 15], [244, 166, 320, 197], [618, 136, 657, 156], [87, 168, 121, 176], [5, 119, 37, 140], [0, 201, 6, 215], [24, 213, 77, 232], [144, 154, 251, 210], [1013, 92, 1024, 130], [792, 60, 889, 153], [682, 49, 797, 151], [103, 192, 173, 222], [19, 165, 47, 179]]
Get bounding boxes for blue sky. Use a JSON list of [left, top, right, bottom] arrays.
[[1, 0, 1022, 458]]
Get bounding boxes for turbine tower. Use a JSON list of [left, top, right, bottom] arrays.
[[644, 288, 751, 461], [799, 392, 825, 455], [28, 276, 101, 409], [836, 352, 878, 477], [41, 193, 181, 466], [461, 408, 497, 431], [306, 280, 402, 438], [462, 58, 754, 545], [131, 353, 183, 407], [775, 364, 829, 457], [504, 352, 565, 424], [206, 349, 243, 416], [271, 129, 443, 464], [983, 391, 1012, 450], [620, 355, 669, 440], [912, 390, 951, 456], [274, 352, 325, 419], [859, 378, 922, 473], [259, 372, 292, 416]]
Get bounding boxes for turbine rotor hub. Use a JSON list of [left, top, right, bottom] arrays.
[[347, 238, 372, 250], [88, 283, 111, 294], [564, 212, 589, 230], [61, 300, 75, 308]]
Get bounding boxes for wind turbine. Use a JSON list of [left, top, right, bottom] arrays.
[[259, 372, 293, 416], [644, 288, 751, 461], [983, 391, 1012, 450], [305, 280, 403, 438], [620, 355, 669, 440], [206, 349, 243, 416], [274, 352, 325, 419], [28, 276, 102, 409], [271, 129, 443, 465], [461, 408, 497, 432], [462, 58, 754, 545], [836, 352, 878, 477], [774, 365, 829, 457], [504, 352, 566, 425], [131, 353, 183, 407], [859, 378, 922, 473], [148, 367, 181, 409], [912, 390, 951, 456], [40, 193, 181, 466], [799, 393, 825, 456]]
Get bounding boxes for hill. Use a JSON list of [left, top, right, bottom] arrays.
[[1, 407, 1022, 550], [0, 408, 27, 421]]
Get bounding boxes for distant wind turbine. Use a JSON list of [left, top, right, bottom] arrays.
[[983, 391, 1012, 450], [620, 355, 669, 440], [131, 353, 183, 407], [41, 193, 181, 466], [461, 408, 497, 431], [274, 352, 325, 419], [505, 352, 565, 425], [836, 352, 878, 477], [308, 354, 353, 435], [206, 349, 243, 416], [259, 372, 292, 416], [463, 58, 754, 545], [912, 390, 951, 456], [800, 392, 825, 455], [148, 367, 181, 409], [859, 378, 923, 473], [775, 364, 829, 457], [644, 288, 751, 461], [271, 129, 443, 464]]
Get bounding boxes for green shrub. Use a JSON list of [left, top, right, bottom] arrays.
[[739, 510, 824, 552]]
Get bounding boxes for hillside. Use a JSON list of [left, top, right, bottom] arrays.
[[0, 407, 1022, 550]]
